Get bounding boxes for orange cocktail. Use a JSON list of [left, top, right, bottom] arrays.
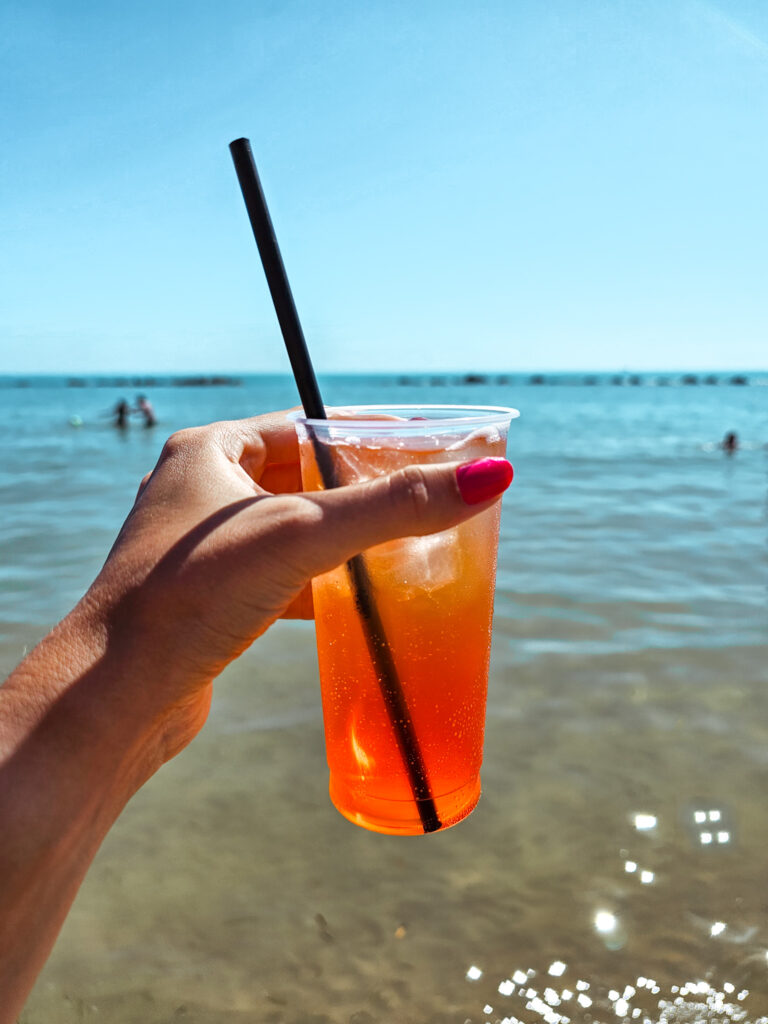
[[295, 406, 516, 835]]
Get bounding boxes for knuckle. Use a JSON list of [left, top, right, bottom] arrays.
[[392, 464, 431, 519], [161, 427, 202, 459], [135, 471, 152, 499], [274, 494, 324, 536], [258, 495, 325, 581], [160, 430, 186, 458], [254, 495, 323, 551]]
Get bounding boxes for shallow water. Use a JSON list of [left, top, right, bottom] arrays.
[[2, 373, 767, 1023]]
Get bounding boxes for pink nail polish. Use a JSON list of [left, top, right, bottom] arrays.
[[456, 458, 514, 505]]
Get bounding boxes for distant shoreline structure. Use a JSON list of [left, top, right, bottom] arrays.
[[0, 372, 764, 389]]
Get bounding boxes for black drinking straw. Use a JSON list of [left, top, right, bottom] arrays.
[[229, 137, 441, 833]]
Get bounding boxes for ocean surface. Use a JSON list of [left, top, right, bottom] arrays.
[[2, 372, 767, 1023]]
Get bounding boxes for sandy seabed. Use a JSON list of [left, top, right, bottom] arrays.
[[17, 616, 768, 1024]]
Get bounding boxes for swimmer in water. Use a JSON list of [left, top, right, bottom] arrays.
[[113, 399, 130, 430], [721, 431, 738, 455], [134, 395, 157, 427]]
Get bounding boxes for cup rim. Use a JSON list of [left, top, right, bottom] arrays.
[[288, 404, 520, 430]]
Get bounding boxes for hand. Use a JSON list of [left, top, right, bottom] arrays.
[[85, 410, 512, 761]]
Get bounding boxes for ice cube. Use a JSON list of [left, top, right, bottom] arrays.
[[403, 531, 461, 592], [367, 528, 461, 596], [328, 439, 370, 484], [445, 426, 503, 451], [319, 439, 394, 484]]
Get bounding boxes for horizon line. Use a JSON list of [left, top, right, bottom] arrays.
[[1, 368, 765, 379]]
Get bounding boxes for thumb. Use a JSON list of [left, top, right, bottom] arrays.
[[279, 456, 513, 580]]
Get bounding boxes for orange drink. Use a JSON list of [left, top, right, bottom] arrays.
[[294, 406, 517, 835]]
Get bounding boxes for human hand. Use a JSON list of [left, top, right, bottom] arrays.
[[85, 411, 513, 761]]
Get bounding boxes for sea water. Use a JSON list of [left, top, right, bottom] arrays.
[[3, 372, 768, 1023]]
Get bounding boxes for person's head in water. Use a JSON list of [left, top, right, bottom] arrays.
[[722, 431, 738, 454]]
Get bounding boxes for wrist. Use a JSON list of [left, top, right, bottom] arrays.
[[78, 571, 218, 765]]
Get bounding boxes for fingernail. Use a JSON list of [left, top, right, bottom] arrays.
[[456, 458, 514, 505]]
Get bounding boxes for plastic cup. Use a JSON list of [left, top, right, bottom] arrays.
[[293, 405, 518, 835]]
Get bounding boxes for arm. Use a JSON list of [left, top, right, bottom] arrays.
[[0, 600, 167, 1017], [0, 412, 512, 1021]]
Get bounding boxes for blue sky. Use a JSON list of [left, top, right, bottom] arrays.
[[2, 0, 767, 373]]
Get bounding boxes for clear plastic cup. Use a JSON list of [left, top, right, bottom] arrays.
[[293, 405, 518, 834]]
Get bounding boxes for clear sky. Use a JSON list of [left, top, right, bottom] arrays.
[[2, 0, 767, 373]]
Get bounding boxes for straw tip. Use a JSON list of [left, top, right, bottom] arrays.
[[229, 137, 251, 150]]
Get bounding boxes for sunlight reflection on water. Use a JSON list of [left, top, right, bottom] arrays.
[[472, 963, 767, 1023]]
